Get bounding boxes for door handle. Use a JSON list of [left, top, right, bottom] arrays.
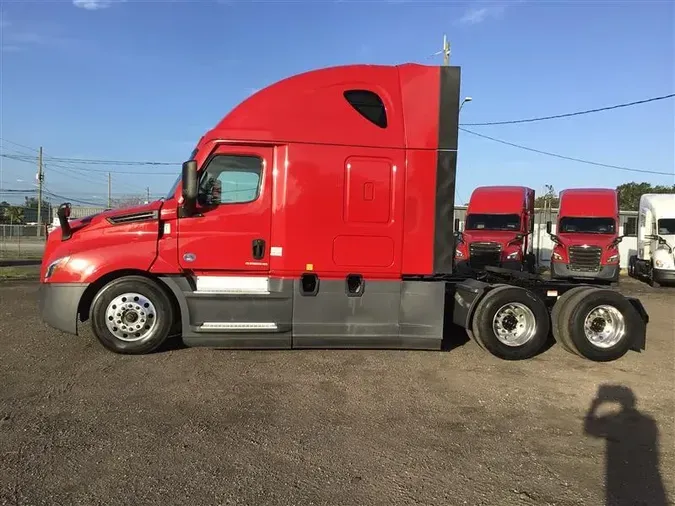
[[252, 239, 265, 260]]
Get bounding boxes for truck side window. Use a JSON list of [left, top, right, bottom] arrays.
[[197, 154, 262, 206], [344, 89, 388, 128], [624, 216, 637, 236]]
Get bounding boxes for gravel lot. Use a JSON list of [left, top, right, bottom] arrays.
[[1, 278, 673, 506]]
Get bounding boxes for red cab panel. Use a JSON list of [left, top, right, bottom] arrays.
[[177, 143, 274, 273]]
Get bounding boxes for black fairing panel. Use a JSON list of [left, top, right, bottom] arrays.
[[162, 276, 448, 350], [292, 279, 446, 349], [159, 276, 293, 349], [434, 66, 461, 275]]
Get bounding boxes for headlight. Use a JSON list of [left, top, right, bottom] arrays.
[[607, 254, 619, 263], [506, 251, 520, 259], [552, 251, 563, 261], [455, 249, 464, 258], [44, 256, 70, 280]]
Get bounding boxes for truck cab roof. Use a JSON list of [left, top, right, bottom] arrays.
[[466, 186, 534, 214], [201, 63, 451, 152], [639, 193, 675, 217], [558, 188, 618, 217]]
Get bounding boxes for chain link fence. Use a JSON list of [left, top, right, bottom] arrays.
[[0, 224, 46, 260]]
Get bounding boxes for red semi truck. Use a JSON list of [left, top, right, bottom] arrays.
[[454, 186, 537, 274], [547, 188, 622, 283], [39, 63, 648, 362]]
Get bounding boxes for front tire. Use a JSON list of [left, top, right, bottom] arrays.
[[90, 275, 174, 355], [471, 286, 550, 360]]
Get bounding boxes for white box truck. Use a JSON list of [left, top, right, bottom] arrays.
[[628, 193, 675, 287]]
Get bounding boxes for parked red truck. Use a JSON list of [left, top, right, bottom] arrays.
[[39, 63, 647, 362], [454, 186, 537, 274], [547, 188, 622, 283]]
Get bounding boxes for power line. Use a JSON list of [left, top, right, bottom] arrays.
[[0, 154, 176, 175], [45, 156, 177, 166], [460, 93, 675, 126], [459, 127, 674, 176], [0, 138, 178, 166], [42, 189, 104, 207]]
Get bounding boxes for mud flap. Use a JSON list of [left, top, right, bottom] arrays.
[[627, 297, 648, 352], [451, 278, 491, 329]]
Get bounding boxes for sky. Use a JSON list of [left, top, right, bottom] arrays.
[[0, 0, 673, 207]]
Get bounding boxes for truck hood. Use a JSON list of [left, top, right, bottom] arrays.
[[557, 233, 616, 248], [42, 200, 166, 281], [656, 234, 675, 248], [70, 200, 163, 231], [461, 230, 524, 245]]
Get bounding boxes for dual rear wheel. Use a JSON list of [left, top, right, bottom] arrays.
[[551, 286, 643, 362], [469, 284, 643, 361]]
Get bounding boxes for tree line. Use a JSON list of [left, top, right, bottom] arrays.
[[0, 196, 148, 224], [0, 198, 51, 224]]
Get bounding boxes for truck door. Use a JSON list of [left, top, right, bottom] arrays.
[[177, 144, 273, 273]]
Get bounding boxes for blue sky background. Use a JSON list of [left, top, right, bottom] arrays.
[[1, 0, 673, 206]]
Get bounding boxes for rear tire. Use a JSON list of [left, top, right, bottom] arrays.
[[551, 285, 598, 354], [471, 286, 550, 360], [524, 253, 537, 274], [559, 289, 643, 362], [627, 255, 636, 278], [469, 284, 508, 352], [90, 275, 174, 355]]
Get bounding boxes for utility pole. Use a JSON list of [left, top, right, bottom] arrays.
[[442, 34, 450, 65], [146, 186, 150, 203], [430, 34, 451, 66], [37, 146, 43, 237], [108, 172, 112, 209]]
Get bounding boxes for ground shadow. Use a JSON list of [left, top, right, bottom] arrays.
[[154, 334, 188, 353], [584, 384, 669, 506], [441, 322, 470, 351]]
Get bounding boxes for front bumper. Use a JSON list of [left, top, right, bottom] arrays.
[[455, 259, 523, 272], [39, 282, 89, 335], [551, 263, 619, 281], [653, 269, 675, 285]]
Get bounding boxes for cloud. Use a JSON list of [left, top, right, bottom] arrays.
[[72, 0, 122, 10], [0, 16, 77, 53], [458, 1, 521, 25]]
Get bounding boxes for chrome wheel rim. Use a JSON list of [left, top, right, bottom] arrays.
[[105, 292, 157, 342], [492, 302, 537, 347], [583, 305, 625, 349]]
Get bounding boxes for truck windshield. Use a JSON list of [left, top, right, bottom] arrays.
[[658, 219, 675, 235], [465, 213, 520, 231], [165, 148, 198, 200], [559, 217, 615, 234]]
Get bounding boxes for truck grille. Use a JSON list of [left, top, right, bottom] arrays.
[[469, 242, 502, 269], [569, 245, 602, 272]]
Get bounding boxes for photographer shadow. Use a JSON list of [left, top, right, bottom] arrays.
[[584, 384, 669, 506]]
